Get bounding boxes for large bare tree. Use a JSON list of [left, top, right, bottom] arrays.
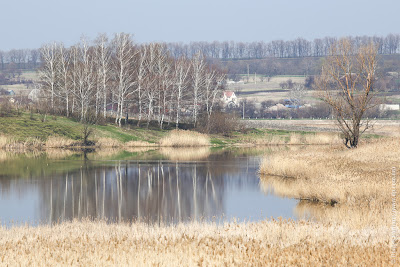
[[315, 38, 378, 148]]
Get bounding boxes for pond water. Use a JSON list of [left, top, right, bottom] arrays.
[[0, 148, 303, 226]]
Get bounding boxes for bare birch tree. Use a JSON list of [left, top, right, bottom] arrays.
[[56, 43, 71, 116], [71, 38, 96, 121], [173, 57, 190, 129], [191, 52, 206, 127], [136, 45, 148, 126], [112, 33, 137, 127], [39, 42, 58, 109], [94, 33, 112, 119]]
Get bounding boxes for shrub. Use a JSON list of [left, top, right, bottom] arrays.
[[197, 111, 243, 136]]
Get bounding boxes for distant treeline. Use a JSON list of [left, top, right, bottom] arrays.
[[166, 34, 400, 59], [1, 33, 400, 72], [216, 54, 400, 78]]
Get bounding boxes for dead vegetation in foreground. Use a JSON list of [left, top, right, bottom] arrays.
[[0, 220, 395, 266]]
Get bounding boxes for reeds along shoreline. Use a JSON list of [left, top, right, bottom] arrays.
[[0, 219, 395, 266], [0, 130, 209, 149], [1, 131, 343, 150], [159, 129, 211, 147], [259, 138, 400, 207]]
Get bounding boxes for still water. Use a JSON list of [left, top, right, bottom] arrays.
[[0, 148, 300, 226]]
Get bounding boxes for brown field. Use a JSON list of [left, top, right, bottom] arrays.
[[0, 219, 395, 266], [230, 75, 306, 91]]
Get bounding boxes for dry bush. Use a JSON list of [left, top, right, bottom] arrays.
[[160, 147, 211, 161], [159, 130, 210, 147], [45, 136, 75, 148], [197, 112, 243, 136], [0, 220, 394, 266]]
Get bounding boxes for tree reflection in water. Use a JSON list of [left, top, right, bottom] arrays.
[[40, 156, 257, 225], [0, 149, 298, 226]]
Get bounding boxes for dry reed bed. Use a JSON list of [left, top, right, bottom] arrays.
[[95, 138, 158, 148], [160, 147, 211, 161], [0, 220, 394, 266], [260, 138, 400, 207], [240, 132, 341, 146], [293, 201, 394, 229], [159, 130, 210, 147], [0, 135, 159, 150]]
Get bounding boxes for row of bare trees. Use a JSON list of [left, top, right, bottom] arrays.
[[0, 49, 40, 70], [166, 34, 400, 59], [38, 33, 225, 128]]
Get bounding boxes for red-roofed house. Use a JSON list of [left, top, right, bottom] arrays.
[[222, 91, 238, 107]]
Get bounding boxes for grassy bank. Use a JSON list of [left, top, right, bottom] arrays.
[[0, 220, 394, 266], [0, 112, 353, 149], [1, 111, 391, 150]]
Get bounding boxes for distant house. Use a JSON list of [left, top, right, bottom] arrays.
[[7, 90, 16, 96], [0, 89, 15, 96], [284, 99, 302, 108], [222, 91, 238, 107], [379, 104, 400, 111], [28, 89, 41, 102]]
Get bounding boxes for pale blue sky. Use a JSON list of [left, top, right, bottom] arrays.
[[1, 0, 399, 50]]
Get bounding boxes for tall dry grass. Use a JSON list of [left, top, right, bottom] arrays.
[[0, 220, 394, 266], [260, 138, 400, 207], [159, 130, 210, 147], [239, 132, 341, 146], [160, 147, 211, 161], [294, 201, 393, 229], [0, 135, 8, 148], [288, 132, 341, 145], [95, 137, 122, 148], [0, 135, 76, 149], [45, 136, 75, 148]]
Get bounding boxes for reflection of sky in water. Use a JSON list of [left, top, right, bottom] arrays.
[[0, 152, 299, 227], [0, 185, 39, 225]]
